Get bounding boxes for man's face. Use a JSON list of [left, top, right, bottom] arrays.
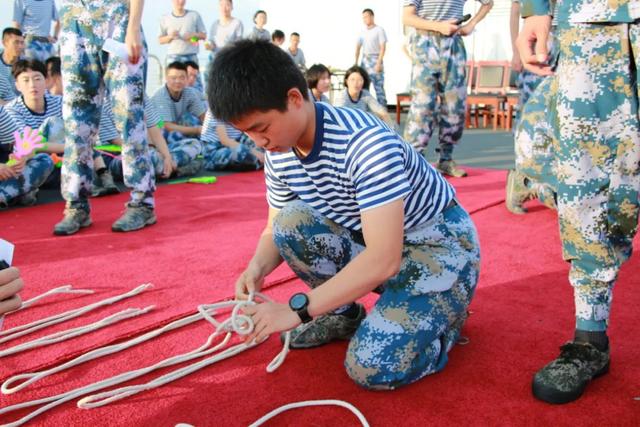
[[3, 34, 25, 60], [255, 12, 267, 27], [166, 68, 187, 93], [231, 90, 307, 153], [16, 69, 46, 101], [273, 37, 284, 47], [219, 0, 232, 17], [173, 0, 186, 10], [290, 35, 300, 49], [362, 12, 374, 26], [316, 72, 331, 94], [186, 66, 199, 87]]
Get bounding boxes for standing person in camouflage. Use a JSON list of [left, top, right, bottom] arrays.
[[355, 9, 388, 107], [402, 0, 494, 178], [517, 0, 640, 404], [54, 0, 155, 235], [12, 0, 60, 63]]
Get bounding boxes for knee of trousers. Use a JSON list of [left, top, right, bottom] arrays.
[[272, 200, 318, 239]]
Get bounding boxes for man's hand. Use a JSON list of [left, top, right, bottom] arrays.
[[0, 164, 17, 180], [235, 264, 265, 300], [125, 29, 143, 65], [242, 301, 300, 344], [374, 62, 383, 73], [170, 30, 180, 40], [0, 267, 23, 315], [516, 15, 553, 76], [436, 20, 459, 36], [511, 52, 523, 72], [458, 22, 475, 36], [162, 156, 176, 179]]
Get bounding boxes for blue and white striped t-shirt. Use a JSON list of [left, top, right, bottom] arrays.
[[0, 106, 19, 146], [4, 93, 62, 130], [99, 96, 160, 143], [265, 102, 455, 231], [151, 85, 206, 124], [404, 0, 491, 21], [0, 77, 16, 102], [0, 60, 18, 98], [200, 110, 243, 144], [13, 0, 59, 37]]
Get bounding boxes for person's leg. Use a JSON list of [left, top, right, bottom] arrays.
[[24, 38, 54, 63], [508, 76, 559, 213], [202, 142, 231, 171], [403, 34, 438, 154], [436, 35, 467, 177], [532, 22, 640, 404], [0, 154, 54, 208], [169, 138, 203, 176], [344, 203, 480, 389], [361, 56, 386, 106]]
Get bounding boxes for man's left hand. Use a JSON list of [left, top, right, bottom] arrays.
[[125, 30, 143, 65], [242, 302, 301, 344]]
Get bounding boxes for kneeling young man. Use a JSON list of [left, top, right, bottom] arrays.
[[209, 40, 481, 390]]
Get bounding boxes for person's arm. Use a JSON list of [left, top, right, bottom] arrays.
[[216, 125, 240, 149], [147, 126, 175, 178], [158, 20, 174, 45], [376, 42, 386, 73], [354, 40, 362, 65], [516, 0, 552, 76], [458, 0, 494, 36], [125, 0, 144, 64], [51, 4, 60, 40], [163, 121, 201, 136], [243, 199, 405, 343], [40, 142, 64, 154], [12, 0, 23, 29], [510, 1, 522, 72], [0, 267, 23, 315], [402, 5, 459, 36], [0, 163, 18, 180]]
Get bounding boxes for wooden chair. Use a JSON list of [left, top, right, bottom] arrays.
[[395, 92, 412, 124], [466, 60, 510, 130]]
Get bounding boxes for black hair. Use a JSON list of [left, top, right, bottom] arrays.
[[207, 40, 308, 122], [184, 60, 199, 71], [271, 29, 284, 41], [290, 32, 300, 38], [344, 65, 371, 91], [362, 8, 374, 15], [254, 10, 266, 22], [3, 27, 23, 40], [306, 64, 331, 90], [45, 56, 61, 77], [166, 61, 188, 73], [12, 59, 46, 79]]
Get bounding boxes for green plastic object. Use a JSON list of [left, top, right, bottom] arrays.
[[190, 36, 199, 43], [157, 120, 165, 129], [169, 176, 217, 185], [95, 144, 122, 153]]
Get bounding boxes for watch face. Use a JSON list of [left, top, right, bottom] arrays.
[[290, 293, 308, 310]]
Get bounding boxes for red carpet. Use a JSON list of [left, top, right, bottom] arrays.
[[0, 169, 638, 426]]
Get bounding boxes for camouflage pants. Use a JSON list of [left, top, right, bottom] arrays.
[[59, 6, 155, 210], [514, 76, 558, 208], [24, 37, 56, 63], [110, 138, 202, 179], [514, 70, 544, 127], [0, 154, 54, 207], [404, 33, 466, 160], [361, 55, 386, 106], [555, 23, 640, 331], [272, 200, 480, 389], [166, 53, 205, 95], [202, 136, 262, 171]]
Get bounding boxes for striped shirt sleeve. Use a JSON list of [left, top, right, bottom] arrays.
[[144, 96, 161, 129], [362, 90, 387, 116], [0, 106, 18, 146], [185, 87, 206, 118], [0, 77, 15, 102], [346, 128, 412, 212], [264, 154, 297, 209]]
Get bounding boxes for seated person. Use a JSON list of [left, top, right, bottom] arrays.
[[334, 65, 393, 127], [106, 96, 203, 180], [184, 60, 205, 98], [151, 61, 206, 137], [0, 74, 15, 105], [200, 110, 263, 171], [0, 104, 54, 208], [45, 56, 62, 96], [306, 64, 331, 103], [0, 267, 23, 316], [208, 40, 481, 390], [271, 29, 285, 47]]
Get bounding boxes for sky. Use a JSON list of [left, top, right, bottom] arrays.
[[1, 0, 513, 97]]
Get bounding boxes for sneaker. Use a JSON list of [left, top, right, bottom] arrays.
[[538, 185, 558, 211], [175, 158, 203, 177], [17, 189, 38, 206], [112, 205, 157, 232], [53, 207, 92, 236], [436, 160, 467, 178], [532, 342, 610, 404], [281, 303, 366, 349], [505, 169, 536, 214], [92, 171, 120, 197]]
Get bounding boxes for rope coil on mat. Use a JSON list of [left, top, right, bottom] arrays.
[[249, 399, 369, 427], [0, 284, 152, 344], [0, 306, 154, 358], [0, 293, 289, 427]]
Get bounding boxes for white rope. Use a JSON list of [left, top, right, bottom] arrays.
[[0, 306, 154, 358], [14, 285, 95, 312], [0, 293, 289, 427], [0, 284, 152, 344], [249, 400, 370, 427]]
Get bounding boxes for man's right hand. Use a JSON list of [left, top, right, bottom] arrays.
[[235, 264, 265, 300], [436, 20, 459, 36], [0, 267, 23, 315], [0, 164, 17, 180], [516, 15, 553, 76]]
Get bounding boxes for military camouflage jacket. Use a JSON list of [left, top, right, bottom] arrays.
[[522, 0, 640, 23]]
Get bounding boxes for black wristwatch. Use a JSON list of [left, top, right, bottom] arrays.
[[288, 293, 312, 323]]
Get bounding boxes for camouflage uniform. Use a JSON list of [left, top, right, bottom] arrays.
[[0, 153, 54, 207], [403, 32, 467, 161], [58, 0, 154, 210], [24, 37, 57, 63], [272, 200, 480, 389], [202, 134, 262, 171], [361, 55, 386, 107]]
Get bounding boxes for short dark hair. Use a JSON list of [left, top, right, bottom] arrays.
[[166, 61, 188, 73], [344, 65, 371, 91], [12, 59, 46, 79], [271, 29, 284, 41], [291, 32, 300, 38], [3, 27, 23, 40], [254, 10, 266, 22], [207, 40, 308, 123], [306, 64, 331, 90], [184, 60, 199, 71], [45, 56, 61, 77], [362, 8, 374, 15]]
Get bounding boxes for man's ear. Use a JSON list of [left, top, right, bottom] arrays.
[[286, 88, 304, 109]]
